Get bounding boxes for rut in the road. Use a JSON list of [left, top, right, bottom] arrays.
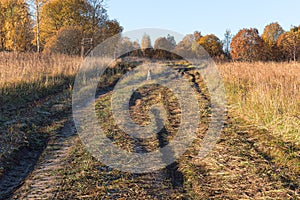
[[12, 120, 77, 200], [79, 79, 201, 199], [10, 67, 209, 199], [0, 147, 41, 200]]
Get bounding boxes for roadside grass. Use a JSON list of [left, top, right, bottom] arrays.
[[0, 52, 80, 179], [217, 62, 300, 184], [181, 116, 299, 199], [0, 53, 132, 177], [0, 89, 72, 178], [218, 62, 300, 146], [0, 52, 81, 110]]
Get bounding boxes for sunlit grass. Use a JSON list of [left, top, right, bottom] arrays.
[[0, 52, 81, 107], [219, 62, 300, 145]]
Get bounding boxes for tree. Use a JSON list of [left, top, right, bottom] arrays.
[[34, 0, 41, 52], [290, 26, 300, 62], [28, 0, 49, 52], [262, 22, 284, 60], [277, 26, 300, 62], [39, 0, 122, 55], [96, 19, 123, 58], [154, 36, 176, 59], [85, 0, 108, 33], [40, 0, 88, 48], [0, 1, 5, 50], [141, 34, 152, 57], [44, 26, 82, 55], [262, 22, 284, 46], [175, 34, 195, 58], [2, 0, 33, 51], [141, 34, 152, 50], [230, 28, 265, 61], [96, 19, 123, 44], [82, 0, 111, 46], [154, 36, 175, 51], [118, 36, 134, 57], [166, 34, 176, 49], [194, 31, 202, 42], [223, 29, 232, 57], [197, 34, 224, 57], [130, 40, 142, 57]]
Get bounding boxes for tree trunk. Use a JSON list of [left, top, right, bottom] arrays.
[[36, 0, 41, 53], [293, 42, 296, 62]]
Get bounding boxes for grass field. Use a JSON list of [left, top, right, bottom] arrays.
[[0, 52, 80, 183], [219, 62, 300, 145], [0, 52, 81, 107], [0, 53, 299, 198]]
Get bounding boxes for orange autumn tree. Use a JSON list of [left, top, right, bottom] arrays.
[[230, 28, 265, 61]]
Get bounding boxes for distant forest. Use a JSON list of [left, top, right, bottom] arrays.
[[1, 0, 300, 62]]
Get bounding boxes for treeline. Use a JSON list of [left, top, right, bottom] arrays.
[[0, 0, 122, 54], [0, 0, 299, 62], [231, 24, 300, 62], [118, 23, 300, 62]]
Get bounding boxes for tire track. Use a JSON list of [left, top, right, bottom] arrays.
[[80, 81, 192, 199], [0, 148, 41, 200], [11, 120, 77, 200]]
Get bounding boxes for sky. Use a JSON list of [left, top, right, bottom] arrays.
[[106, 0, 300, 42]]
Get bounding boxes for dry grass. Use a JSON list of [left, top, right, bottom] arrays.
[[0, 52, 81, 183], [0, 52, 81, 108], [1, 55, 299, 198], [0, 52, 80, 85], [218, 62, 300, 145], [57, 64, 300, 199]]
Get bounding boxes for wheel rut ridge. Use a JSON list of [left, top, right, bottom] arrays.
[[0, 147, 41, 200], [11, 119, 77, 200], [0, 90, 72, 200], [90, 70, 205, 199]]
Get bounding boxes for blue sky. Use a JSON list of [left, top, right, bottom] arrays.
[[107, 0, 300, 41]]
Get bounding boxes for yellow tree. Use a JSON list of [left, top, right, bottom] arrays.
[[29, 0, 48, 52], [0, 1, 5, 50], [197, 34, 224, 57], [40, 0, 122, 54], [262, 22, 284, 61], [40, 0, 88, 48], [1, 0, 33, 51], [44, 26, 82, 55], [277, 26, 300, 61]]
